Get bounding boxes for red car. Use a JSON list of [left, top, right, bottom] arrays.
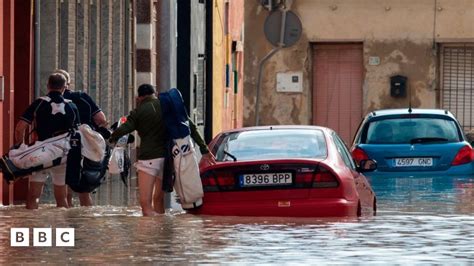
[[193, 126, 377, 217]]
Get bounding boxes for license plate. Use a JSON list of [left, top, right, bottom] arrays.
[[394, 157, 433, 167], [240, 172, 293, 187]]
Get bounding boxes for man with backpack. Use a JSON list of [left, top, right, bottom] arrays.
[[55, 69, 109, 207], [109, 84, 215, 216], [14, 73, 80, 209]]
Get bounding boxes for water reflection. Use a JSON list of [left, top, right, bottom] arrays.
[[0, 175, 473, 263], [369, 176, 474, 214]]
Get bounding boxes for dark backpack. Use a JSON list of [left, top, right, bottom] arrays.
[[159, 88, 191, 192], [159, 88, 191, 139], [65, 132, 111, 193]]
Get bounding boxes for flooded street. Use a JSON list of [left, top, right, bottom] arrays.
[[1, 176, 474, 264]]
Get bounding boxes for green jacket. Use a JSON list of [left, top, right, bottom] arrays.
[[109, 96, 208, 160]]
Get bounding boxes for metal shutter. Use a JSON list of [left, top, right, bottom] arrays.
[[441, 45, 474, 130]]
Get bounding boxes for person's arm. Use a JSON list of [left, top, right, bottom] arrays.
[[81, 93, 108, 128], [189, 119, 216, 165], [109, 111, 137, 143], [14, 100, 39, 145], [189, 119, 209, 154], [14, 120, 30, 146], [93, 111, 108, 128]]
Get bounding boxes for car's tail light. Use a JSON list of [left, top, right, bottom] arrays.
[[201, 173, 217, 192], [313, 167, 338, 188], [294, 173, 314, 186], [351, 147, 369, 164], [294, 166, 338, 188], [216, 174, 235, 186], [201, 171, 235, 192], [452, 145, 474, 166]]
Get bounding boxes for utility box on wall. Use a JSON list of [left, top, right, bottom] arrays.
[[390, 75, 407, 98], [276, 72, 303, 93]]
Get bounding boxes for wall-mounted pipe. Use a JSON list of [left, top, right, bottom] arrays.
[[255, 9, 287, 126], [34, 0, 40, 98]]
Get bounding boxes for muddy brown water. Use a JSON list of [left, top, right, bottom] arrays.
[[0, 176, 473, 264]]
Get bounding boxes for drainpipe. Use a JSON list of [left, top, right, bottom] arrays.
[[255, 9, 286, 126], [34, 0, 40, 98], [159, 0, 178, 209]]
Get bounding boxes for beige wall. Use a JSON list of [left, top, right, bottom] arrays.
[[244, 0, 474, 126], [212, 0, 245, 137]]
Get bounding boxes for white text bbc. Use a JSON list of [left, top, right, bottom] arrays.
[[10, 228, 75, 247]]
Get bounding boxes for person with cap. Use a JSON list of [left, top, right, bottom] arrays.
[[14, 73, 80, 209], [109, 84, 215, 216], [54, 69, 108, 207]]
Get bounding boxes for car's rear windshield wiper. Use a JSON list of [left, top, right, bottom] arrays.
[[410, 137, 449, 144], [223, 150, 237, 162]]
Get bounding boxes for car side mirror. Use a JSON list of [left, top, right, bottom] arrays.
[[358, 159, 377, 172]]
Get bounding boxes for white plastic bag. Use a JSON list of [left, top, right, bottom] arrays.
[[78, 124, 106, 162], [108, 147, 124, 175]]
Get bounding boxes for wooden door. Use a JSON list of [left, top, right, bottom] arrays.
[[312, 44, 363, 145]]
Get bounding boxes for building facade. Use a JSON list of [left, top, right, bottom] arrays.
[[1, 0, 245, 204], [211, 0, 245, 138], [37, 0, 134, 124], [244, 0, 474, 144]]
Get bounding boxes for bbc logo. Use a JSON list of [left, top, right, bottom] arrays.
[[10, 228, 75, 247]]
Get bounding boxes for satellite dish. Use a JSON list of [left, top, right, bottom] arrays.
[[264, 10, 302, 48]]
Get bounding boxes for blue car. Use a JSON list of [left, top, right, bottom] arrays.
[[351, 108, 474, 178]]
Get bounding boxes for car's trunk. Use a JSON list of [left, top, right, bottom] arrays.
[[359, 142, 466, 172], [200, 159, 339, 201]]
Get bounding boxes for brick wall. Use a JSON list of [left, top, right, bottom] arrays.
[[39, 0, 131, 123]]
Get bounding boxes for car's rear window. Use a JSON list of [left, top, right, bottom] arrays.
[[215, 129, 327, 161], [365, 117, 460, 144]]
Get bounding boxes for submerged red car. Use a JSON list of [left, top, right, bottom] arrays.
[[192, 126, 377, 217]]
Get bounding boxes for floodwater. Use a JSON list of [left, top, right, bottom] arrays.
[[1, 175, 473, 264]]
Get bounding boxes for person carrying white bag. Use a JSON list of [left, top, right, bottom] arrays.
[[109, 84, 215, 216], [13, 73, 80, 209]]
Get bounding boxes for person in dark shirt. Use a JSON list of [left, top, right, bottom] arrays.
[[55, 70, 107, 130], [14, 73, 80, 209], [109, 84, 216, 216], [55, 69, 108, 207]]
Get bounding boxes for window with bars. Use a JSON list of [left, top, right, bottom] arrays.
[[441, 45, 474, 131], [193, 55, 206, 127]]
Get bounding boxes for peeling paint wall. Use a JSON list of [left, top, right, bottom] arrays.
[[244, 0, 474, 126], [364, 40, 437, 112]]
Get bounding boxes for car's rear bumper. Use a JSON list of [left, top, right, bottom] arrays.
[[188, 198, 360, 217], [365, 162, 474, 178]]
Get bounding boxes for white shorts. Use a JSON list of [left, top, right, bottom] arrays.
[[135, 158, 165, 178], [30, 164, 67, 186]]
